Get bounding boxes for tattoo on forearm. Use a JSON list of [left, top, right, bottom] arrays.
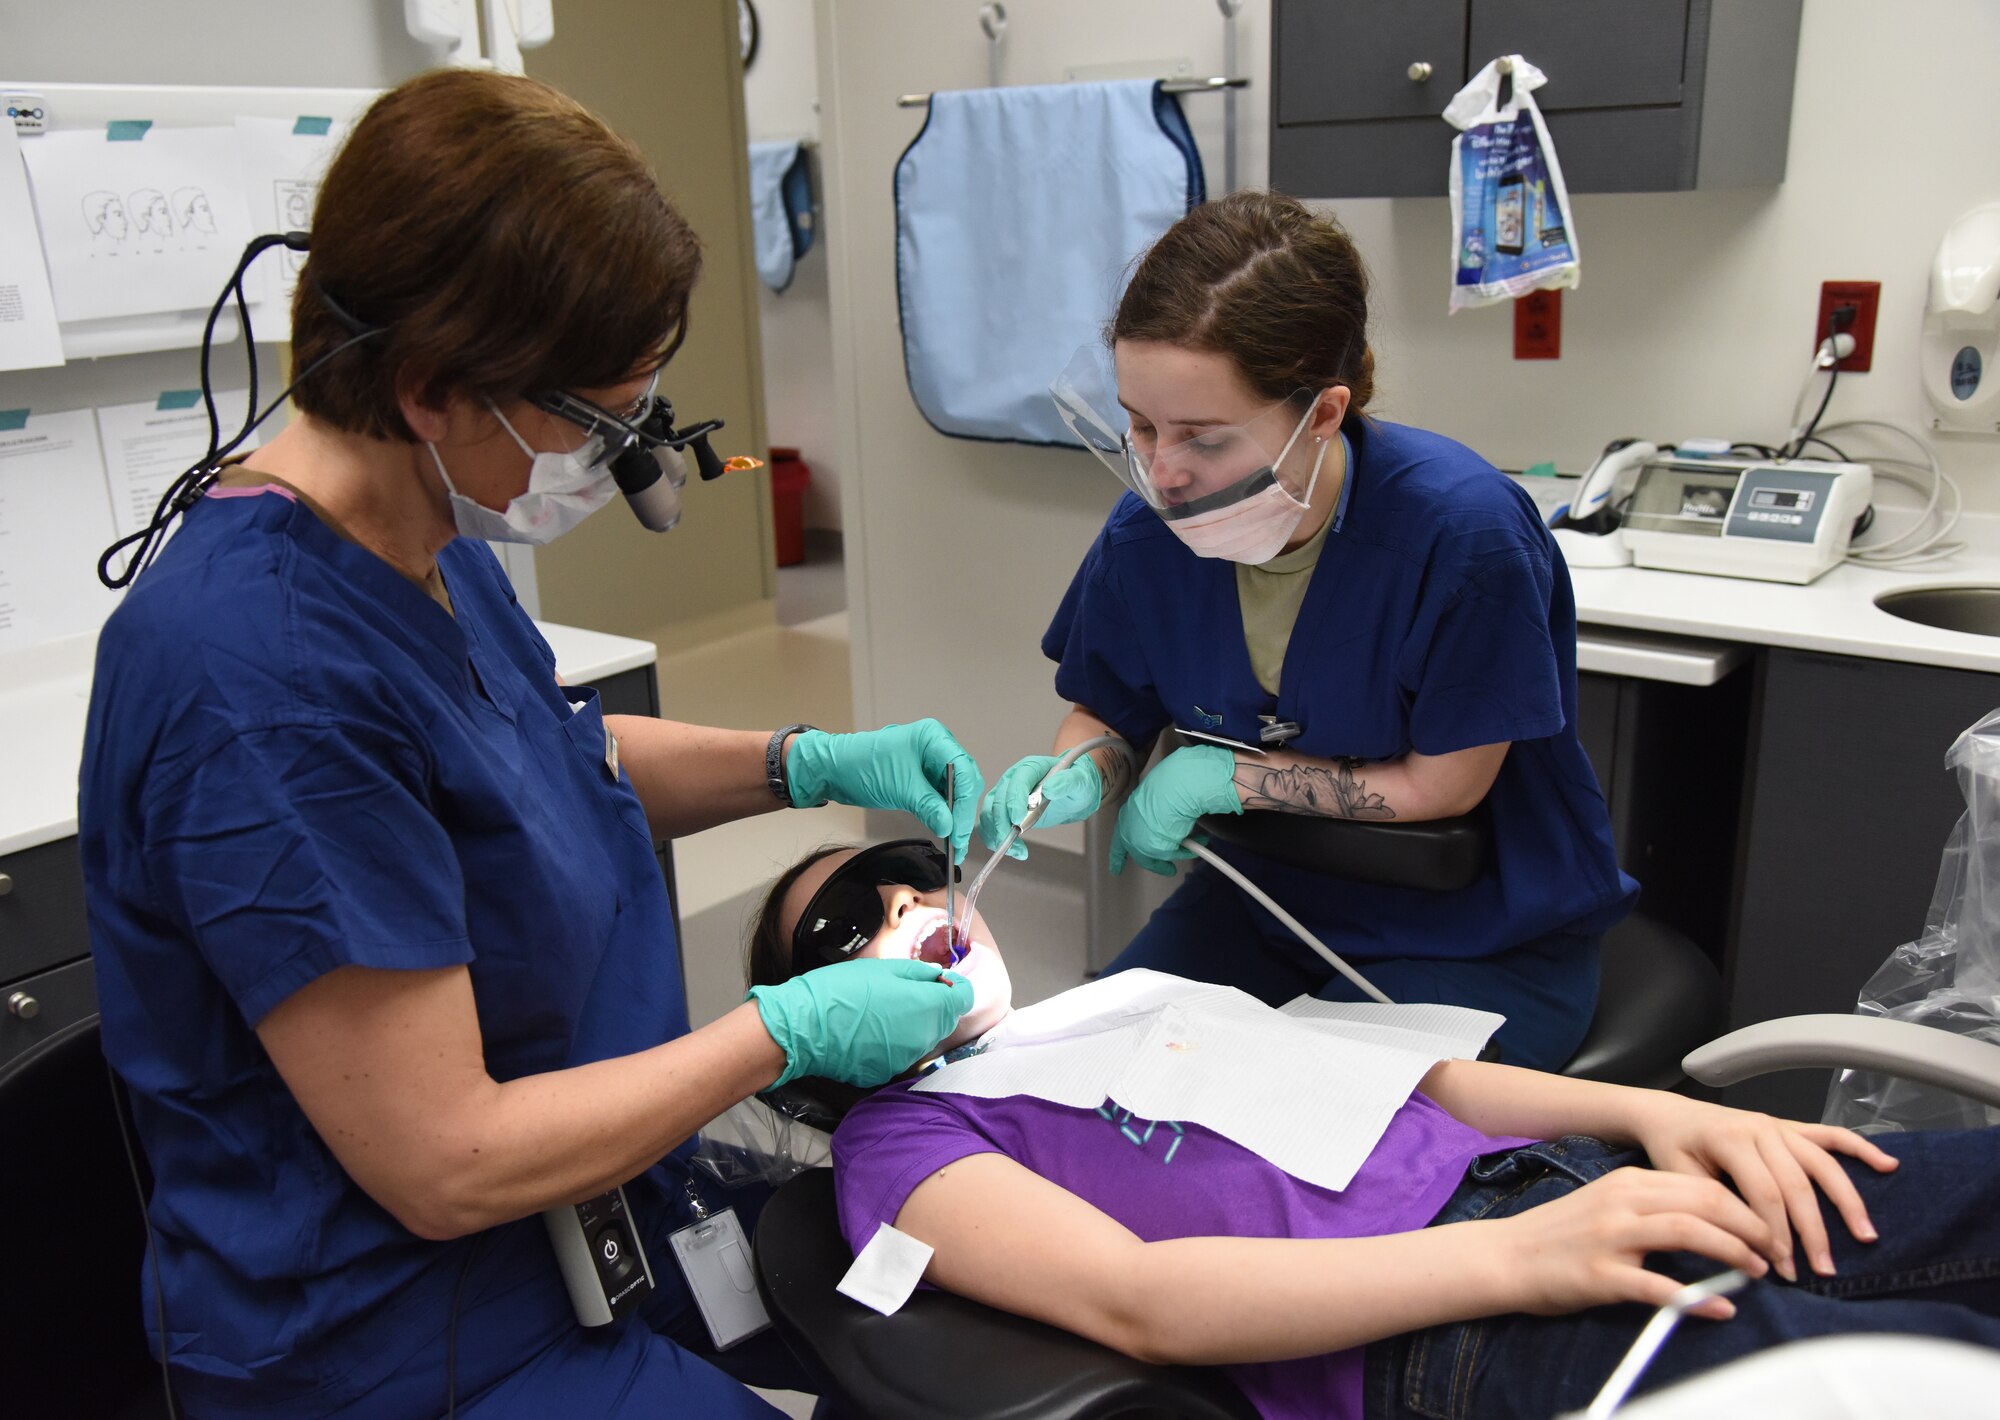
[[1096, 745, 1135, 803], [1235, 757, 1396, 820]]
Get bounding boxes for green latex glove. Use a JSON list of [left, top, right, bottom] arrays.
[[749, 958, 975, 1088], [1109, 745, 1242, 876], [978, 753, 1104, 860], [787, 719, 985, 862]]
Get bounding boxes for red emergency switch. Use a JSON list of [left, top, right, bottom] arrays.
[[1514, 289, 1562, 360]]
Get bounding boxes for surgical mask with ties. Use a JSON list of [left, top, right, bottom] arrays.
[[426, 401, 618, 545]]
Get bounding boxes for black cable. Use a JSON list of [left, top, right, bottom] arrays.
[[98, 322, 381, 587], [1730, 442, 1779, 459], [1802, 435, 1852, 461], [444, 1232, 489, 1420], [1787, 358, 1839, 459], [105, 1060, 179, 1420], [1785, 305, 1856, 460]]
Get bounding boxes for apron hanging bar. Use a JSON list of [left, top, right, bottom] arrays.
[[897, 75, 1249, 108]]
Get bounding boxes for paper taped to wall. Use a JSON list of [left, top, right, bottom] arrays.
[[0, 408, 119, 652], [234, 116, 347, 330], [21, 126, 254, 323], [0, 119, 64, 371]]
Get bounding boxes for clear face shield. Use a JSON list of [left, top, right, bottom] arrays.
[[1050, 345, 1329, 563]]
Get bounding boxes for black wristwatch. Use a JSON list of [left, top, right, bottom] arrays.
[[767, 723, 818, 806]]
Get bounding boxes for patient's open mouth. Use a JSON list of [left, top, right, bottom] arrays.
[[913, 917, 959, 968]]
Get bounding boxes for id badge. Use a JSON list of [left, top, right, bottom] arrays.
[[668, 1207, 771, 1350], [603, 722, 621, 782]]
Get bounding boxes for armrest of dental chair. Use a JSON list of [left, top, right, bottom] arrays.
[[1195, 808, 1488, 891], [1683, 1015, 2000, 1109], [753, 1168, 1259, 1420]]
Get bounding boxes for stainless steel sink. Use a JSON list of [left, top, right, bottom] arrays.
[[1875, 586, 2000, 636]]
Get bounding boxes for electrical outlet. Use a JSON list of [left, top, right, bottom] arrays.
[[1514, 289, 1562, 360], [1815, 281, 1880, 373]]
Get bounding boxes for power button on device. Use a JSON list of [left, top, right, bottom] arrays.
[[595, 1222, 639, 1285]]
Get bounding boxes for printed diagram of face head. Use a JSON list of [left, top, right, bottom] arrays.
[[84, 191, 130, 242], [278, 180, 315, 230], [174, 187, 216, 235], [129, 188, 173, 238]]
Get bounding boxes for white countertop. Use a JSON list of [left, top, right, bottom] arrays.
[[0, 621, 657, 858], [1511, 474, 2000, 677]]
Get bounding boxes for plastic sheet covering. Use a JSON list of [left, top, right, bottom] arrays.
[[692, 1094, 835, 1190], [1824, 709, 2000, 1133]]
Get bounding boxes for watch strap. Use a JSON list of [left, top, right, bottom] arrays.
[[767, 723, 818, 806]]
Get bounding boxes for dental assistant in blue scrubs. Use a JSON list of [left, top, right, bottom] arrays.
[[78, 72, 978, 1419], [981, 191, 1635, 1071]]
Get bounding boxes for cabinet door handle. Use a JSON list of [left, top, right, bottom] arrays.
[[1407, 61, 1433, 82], [0, 872, 12, 896], [7, 993, 37, 1020]]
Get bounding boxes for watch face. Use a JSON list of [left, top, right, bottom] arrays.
[[738, 0, 760, 67]]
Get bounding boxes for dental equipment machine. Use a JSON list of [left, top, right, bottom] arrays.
[[1547, 439, 1659, 569], [1619, 452, 1873, 585]]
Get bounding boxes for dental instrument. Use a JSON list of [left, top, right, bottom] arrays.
[[943, 763, 965, 965], [1181, 841, 1393, 1005], [955, 736, 1127, 944], [1583, 1269, 1750, 1418]]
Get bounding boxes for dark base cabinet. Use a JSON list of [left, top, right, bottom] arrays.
[[1726, 650, 2000, 1120], [1576, 668, 1752, 964]]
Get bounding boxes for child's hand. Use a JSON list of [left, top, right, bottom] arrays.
[[1625, 1095, 1898, 1281], [1494, 1167, 1771, 1320]]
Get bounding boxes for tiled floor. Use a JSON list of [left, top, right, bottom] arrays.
[[662, 547, 1089, 1417]]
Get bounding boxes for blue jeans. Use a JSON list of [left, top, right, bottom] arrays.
[[1363, 1128, 2000, 1419], [1104, 862, 1601, 1070]]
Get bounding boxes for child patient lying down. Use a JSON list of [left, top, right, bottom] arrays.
[[746, 841, 2000, 1420]]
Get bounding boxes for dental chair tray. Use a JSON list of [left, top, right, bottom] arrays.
[[1197, 806, 1489, 892], [753, 1167, 1259, 1420]]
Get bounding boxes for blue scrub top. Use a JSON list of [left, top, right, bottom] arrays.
[[78, 488, 694, 1417], [1046, 416, 1638, 962]]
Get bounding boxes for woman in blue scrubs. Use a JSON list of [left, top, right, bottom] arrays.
[[981, 191, 1636, 1071], [79, 72, 979, 1419]]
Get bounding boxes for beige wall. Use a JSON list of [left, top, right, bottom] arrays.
[[817, 0, 2000, 859], [530, 0, 777, 646]]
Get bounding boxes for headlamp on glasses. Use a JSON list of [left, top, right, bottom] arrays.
[[529, 378, 766, 533]]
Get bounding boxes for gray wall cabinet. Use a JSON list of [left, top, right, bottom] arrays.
[[1271, 0, 1803, 197]]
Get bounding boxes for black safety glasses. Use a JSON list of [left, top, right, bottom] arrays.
[[790, 839, 958, 976]]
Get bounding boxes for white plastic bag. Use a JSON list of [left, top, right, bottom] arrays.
[[1823, 709, 2000, 1134], [691, 1094, 835, 1190], [1444, 56, 1581, 313]]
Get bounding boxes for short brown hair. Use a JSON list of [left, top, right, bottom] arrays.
[[289, 69, 702, 442], [745, 844, 851, 990], [1113, 190, 1375, 413]]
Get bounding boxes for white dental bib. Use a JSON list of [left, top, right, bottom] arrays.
[[912, 970, 1503, 1193]]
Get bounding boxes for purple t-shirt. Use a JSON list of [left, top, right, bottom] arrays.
[[833, 1082, 1532, 1420]]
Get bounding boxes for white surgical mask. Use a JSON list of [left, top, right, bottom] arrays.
[[1164, 409, 1328, 564], [426, 402, 618, 545]]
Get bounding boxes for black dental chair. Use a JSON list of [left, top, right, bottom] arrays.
[[754, 810, 1722, 1419]]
